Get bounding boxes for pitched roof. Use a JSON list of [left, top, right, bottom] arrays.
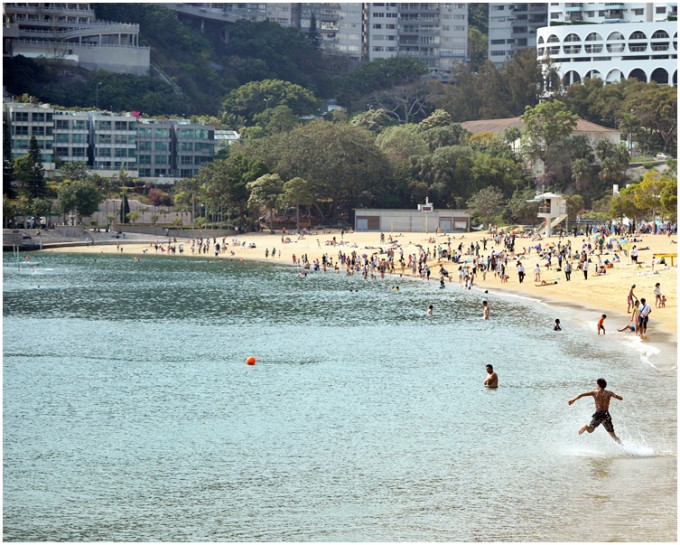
[[461, 117, 619, 136]]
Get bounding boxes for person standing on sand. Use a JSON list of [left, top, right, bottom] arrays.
[[517, 262, 525, 284], [638, 298, 652, 337], [582, 259, 589, 280], [654, 283, 662, 308], [568, 378, 623, 444], [627, 284, 636, 313], [597, 314, 607, 335], [564, 261, 572, 281], [484, 365, 498, 388]]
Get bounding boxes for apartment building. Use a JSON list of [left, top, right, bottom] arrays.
[[488, 4, 548, 65], [537, 21, 677, 86], [535, 3, 677, 88], [5, 103, 215, 182], [6, 103, 55, 168], [169, 3, 468, 76], [3, 3, 150, 75], [547, 2, 677, 24]]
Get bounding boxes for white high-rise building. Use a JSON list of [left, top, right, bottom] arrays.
[[547, 2, 677, 24], [536, 3, 677, 87]]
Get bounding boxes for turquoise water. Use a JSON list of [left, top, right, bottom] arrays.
[[3, 252, 676, 541]]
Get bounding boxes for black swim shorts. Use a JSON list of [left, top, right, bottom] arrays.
[[589, 410, 614, 433]]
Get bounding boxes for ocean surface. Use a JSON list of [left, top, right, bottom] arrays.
[[3, 251, 676, 542]]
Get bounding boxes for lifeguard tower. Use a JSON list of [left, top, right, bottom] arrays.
[[531, 192, 568, 237]]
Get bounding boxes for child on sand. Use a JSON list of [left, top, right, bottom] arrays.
[[597, 314, 607, 335]]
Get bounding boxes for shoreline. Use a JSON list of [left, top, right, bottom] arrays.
[[40, 228, 677, 373]]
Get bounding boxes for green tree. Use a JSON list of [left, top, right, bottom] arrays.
[[3, 117, 15, 198], [252, 105, 300, 136], [660, 178, 677, 221], [467, 25, 488, 73], [57, 179, 103, 223], [274, 120, 392, 223], [58, 161, 89, 181], [281, 176, 313, 232], [128, 210, 140, 224], [506, 187, 540, 224], [247, 173, 284, 233], [338, 57, 429, 109], [465, 186, 505, 225], [567, 194, 586, 219], [30, 197, 53, 223], [307, 12, 321, 48], [634, 170, 669, 220], [221, 79, 320, 126], [350, 109, 397, 135], [23, 136, 46, 198], [609, 186, 640, 223], [520, 100, 578, 181], [119, 191, 130, 224]]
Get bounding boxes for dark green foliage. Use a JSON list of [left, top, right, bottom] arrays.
[[26, 136, 46, 199], [337, 57, 430, 109], [120, 192, 130, 223], [468, 3, 489, 35], [223, 20, 335, 98], [3, 117, 16, 198]]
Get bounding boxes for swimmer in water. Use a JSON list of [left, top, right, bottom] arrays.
[[484, 364, 498, 388], [568, 378, 622, 444]]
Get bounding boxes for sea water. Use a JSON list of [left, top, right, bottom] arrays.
[[3, 252, 676, 541]]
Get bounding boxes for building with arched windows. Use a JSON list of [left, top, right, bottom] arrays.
[[537, 22, 677, 87]]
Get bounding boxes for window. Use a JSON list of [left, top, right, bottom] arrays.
[[98, 148, 111, 157], [98, 134, 111, 144], [97, 120, 112, 130], [114, 134, 129, 144], [14, 126, 29, 135], [138, 128, 152, 137], [13, 112, 29, 122], [181, 155, 193, 165], [72, 147, 87, 157], [180, 142, 193, 152], [72, 134, 87, 143], [155, 155, 168, 164], [138, 141, 152, 151], [56, 133, 70, 143], [73, 120, 87, 130], [31, 126, 45, 136], [154, 128, 170, 138], [179, 129, 194, 139], [56, 120, 70, 130], [115, 121, 128, 131], [181, 169, 195, 178], [155, 142, 169, 151], [32, 112, 45, 122], [55, 147, 70, 156], [115, 148, 128, 158]]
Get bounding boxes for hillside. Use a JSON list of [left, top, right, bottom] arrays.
[[3, 4, 343, 117]]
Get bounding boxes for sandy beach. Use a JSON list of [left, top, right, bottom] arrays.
[[45, 227, 677, 372]]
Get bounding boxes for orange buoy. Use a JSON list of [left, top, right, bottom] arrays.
[[246, 356, 256, 365]]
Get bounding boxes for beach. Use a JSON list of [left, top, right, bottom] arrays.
[[45, 227, 677, 372]]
